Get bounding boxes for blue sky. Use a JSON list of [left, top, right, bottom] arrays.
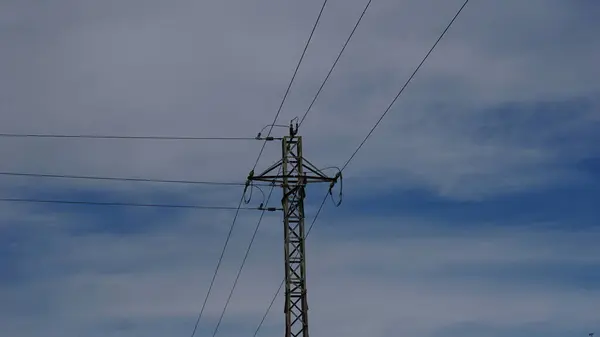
[[1, 0, 599, 336]]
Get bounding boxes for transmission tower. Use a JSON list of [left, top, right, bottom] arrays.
[[250, 122, 339, 337]]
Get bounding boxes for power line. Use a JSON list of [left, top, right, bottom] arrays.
[[214, 0, 349, 331], [299, 0, 373, 127], [0, 197, 263, 210], [0, 171, 271, 187], [189, 2, 330, 337], [218, 3, 371, 327], [234, 0, 373, 331], [252, 0, 329, 170], [187, 167, 283, 337], [211, 181, 278, 337], [341, 0, 470, 171], [252, 192, 329, 337], [0, 133, 257, 141], [188, 194, 247, 337], [252, 2, 471, 335]]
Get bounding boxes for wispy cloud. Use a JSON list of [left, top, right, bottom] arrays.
[[2, 206, 598, 337], [1, 0, 599, 336], [1, 0, 598, 197]]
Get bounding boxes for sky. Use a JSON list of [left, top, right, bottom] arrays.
[[0, 0, 599, 336]]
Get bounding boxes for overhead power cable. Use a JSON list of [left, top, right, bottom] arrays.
[[252, 0, 329, 170], [188, 2, 330, 337], [0, 197, 264, 211], [187, 167, 280, 337], [188, 194, 247, 337], [215, 6, 368, 327], [341, 0, 470, 172], [252, 1, 471, 336], [299, 0, 373, 127], [0, 133, 257, 141], [209, 0, 368, 319], [211, 179, 278, 337], [0, 171, 270, 187], [241, 0, 373, 328]]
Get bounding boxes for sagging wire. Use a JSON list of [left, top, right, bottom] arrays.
[[244, 183, 267, 207], [244, 170, 279, 212], [258, 181, 279, 212], [322, 166, 343, 207], [244, 182, 254, 204], [243, 170, 265, 205], [255, 124, 287, 141]]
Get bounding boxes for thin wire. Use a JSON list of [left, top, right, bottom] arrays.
[[189, 194, 247, 337], [186, 15, 332, 328], [192, 2, 329, 334], [0, 171, 272, 186], [244, 184, 267, 206], [227, 3, 330, 328], [256, 124, 288, 138], [299, 0, 373, 127], [0, 197, 259, 210], [188, 162, 279, 337], [0, 133, 256, 141], [253, 0, 329, 170], [252, 192, 329, 337], [254, 280, 283, 337], [252, 4, 471, 333], [211, 181, 278, 337], [341, 0, 470, 171]]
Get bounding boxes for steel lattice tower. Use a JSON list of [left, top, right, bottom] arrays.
[[251, 123, 337, 337]]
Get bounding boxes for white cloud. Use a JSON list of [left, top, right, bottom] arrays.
[[1, 1, 599, 336], [2, 206, 598, 337], [1, 0, 599, 199]]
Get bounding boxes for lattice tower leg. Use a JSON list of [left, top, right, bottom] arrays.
[[282, 135, 309, 337]]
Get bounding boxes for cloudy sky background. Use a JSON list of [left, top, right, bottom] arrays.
[[1, 0, 599, 336]]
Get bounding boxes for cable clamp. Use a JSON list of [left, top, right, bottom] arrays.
[[243, 170, 254, 193], [328, 171, 343, 207], [328, 172, 342, 193], [255, 133, 275, 141], [258, 204, 278, 212]]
